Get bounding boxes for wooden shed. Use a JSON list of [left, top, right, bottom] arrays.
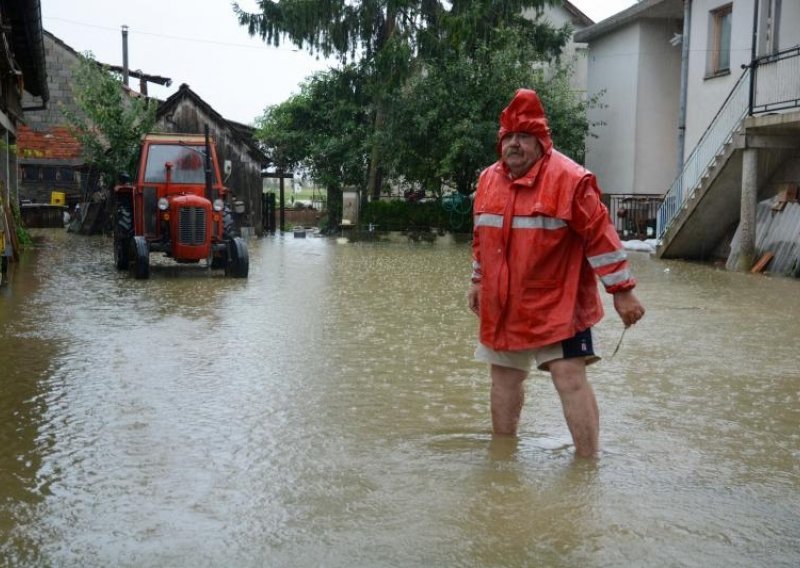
[[155, 84, 267, 236]]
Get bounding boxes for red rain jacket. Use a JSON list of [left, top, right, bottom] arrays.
[[472, 90, 635, 351]]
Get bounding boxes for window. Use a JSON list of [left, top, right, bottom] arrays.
[[707, 4, 732, 77], [144, 144, 217, 184], [758, 0, 781, 56]]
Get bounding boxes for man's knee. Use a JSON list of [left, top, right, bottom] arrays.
[[491, 364, 528, 387], [549, 358, 589, 395]]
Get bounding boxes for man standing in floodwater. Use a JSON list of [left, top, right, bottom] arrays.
[[467, 89, 645, 458]]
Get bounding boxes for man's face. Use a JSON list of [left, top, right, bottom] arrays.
[[501, 132, 542, 178]]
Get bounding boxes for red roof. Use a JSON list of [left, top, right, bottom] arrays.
[[17, 125, 83, 160]]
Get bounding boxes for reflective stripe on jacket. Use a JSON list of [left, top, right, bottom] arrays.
[[472, 150, 635, 351]]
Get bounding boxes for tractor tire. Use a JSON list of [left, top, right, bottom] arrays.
[[114, 237, 131, 270], [222, 206, 236, 240], [115, 204, 133, 237], [224, 237, 249, 278], [133, 236, 150, 279], [114, 204, 133, 270]]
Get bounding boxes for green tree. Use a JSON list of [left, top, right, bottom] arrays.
[[255, 66, 371, 229], [233, 0, 562, 200], [384, 24, 593, 197], [62, 52, 157, 188]]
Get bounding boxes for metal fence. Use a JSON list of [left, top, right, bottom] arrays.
[[752, 45, 800, 113], [603, 194, 663, 240], [656, 45, 800, 240]]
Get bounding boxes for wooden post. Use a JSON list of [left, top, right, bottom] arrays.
[[279, 172, 285, 233]]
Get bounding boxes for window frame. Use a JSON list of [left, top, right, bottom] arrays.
[[706, 3, 733, 79]]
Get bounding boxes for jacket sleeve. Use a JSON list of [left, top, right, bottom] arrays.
[[570, 177, 636, 293], [471, 172, 487, 284]]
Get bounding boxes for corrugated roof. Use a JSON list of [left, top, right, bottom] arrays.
[[727, 198, 800, 276]]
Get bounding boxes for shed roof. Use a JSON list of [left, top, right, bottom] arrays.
[[574, 0, 684, 43], [562, 0, 594, 28], [157, 84, 267, 165], [2, 0, 48, 100]]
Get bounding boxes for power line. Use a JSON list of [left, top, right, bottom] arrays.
[[43, 15, 306, 53]]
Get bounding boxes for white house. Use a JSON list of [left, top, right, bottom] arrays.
[[523, 1, 594, 94], [576, 0, 800, 272]]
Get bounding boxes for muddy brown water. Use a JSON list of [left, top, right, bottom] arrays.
[[1, 230, 798, 567]]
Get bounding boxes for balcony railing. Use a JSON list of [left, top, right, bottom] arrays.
[[656, 45, 800, 240], [752, 45, 800, 113]]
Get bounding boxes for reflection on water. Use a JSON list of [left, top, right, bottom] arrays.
[[0, 230, 798, 566]]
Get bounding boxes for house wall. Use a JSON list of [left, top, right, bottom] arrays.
[[527, 5, 589, 93], [683, 0, 757, 157], [633, 18, 683, 194], [779, 1, 800, 48], [18, 33, 85, 205], [584, 23, 640, 194], [154, 101, 264, 234], [21, 33, 81, 127]]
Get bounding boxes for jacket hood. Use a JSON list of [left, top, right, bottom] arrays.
[[497, 89, 553, 155]]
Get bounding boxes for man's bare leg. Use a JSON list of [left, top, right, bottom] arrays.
[[490, 364, 527, 436], [549, 358, 599, 458]]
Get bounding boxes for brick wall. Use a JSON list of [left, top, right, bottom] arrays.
[[18, 32, 86, 205]]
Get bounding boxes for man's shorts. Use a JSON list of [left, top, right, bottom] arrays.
[[474, 328, 600, 373]]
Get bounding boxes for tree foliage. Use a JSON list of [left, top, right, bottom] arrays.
[[248, 1, 596, 220], [236, 0, 566, 198], [255, 66, 372, 227], [62, 52, 157, 187], [385, 23, 594, 197]]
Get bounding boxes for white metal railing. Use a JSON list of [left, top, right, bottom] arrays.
[[656, 68, 750, 238], [752, 45, 800, 113], [657, 45, 800, 239]]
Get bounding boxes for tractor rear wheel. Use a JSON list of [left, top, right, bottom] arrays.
[[133, 236, 150, 279], [224, 237, 249, 278], [114, 204, 133, 270], [222, 206, 236, 240], [114, 237, 131, 270]]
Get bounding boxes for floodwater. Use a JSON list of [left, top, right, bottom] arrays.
[[1, 230, 798, 567]]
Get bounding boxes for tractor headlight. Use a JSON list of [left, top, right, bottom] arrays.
[[157, 197, 169, 211], [213, 198, 224, 212]]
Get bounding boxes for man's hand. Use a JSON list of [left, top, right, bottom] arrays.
[[614, 289, 645, 327], [468, 283, 480, 316]]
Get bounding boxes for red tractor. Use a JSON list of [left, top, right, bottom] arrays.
[[113, 128, 248, 279]]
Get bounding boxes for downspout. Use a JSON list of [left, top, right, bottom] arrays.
[[676, 0, 692, 176]]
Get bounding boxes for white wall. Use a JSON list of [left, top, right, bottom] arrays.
[[779, 0, 800, 49], [523, 5, 590, 93], [633, 18, 683, 194], [683, 0, 757, 156], [584, 23, 640, 194]]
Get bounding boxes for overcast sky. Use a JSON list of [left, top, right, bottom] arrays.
[[39, 0, 637, 126]]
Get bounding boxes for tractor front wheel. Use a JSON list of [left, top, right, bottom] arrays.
[[133, 236, 150, 279], [224, 237, 249, 278]]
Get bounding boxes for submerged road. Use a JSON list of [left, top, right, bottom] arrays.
[[1, 229, 799, 567]]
